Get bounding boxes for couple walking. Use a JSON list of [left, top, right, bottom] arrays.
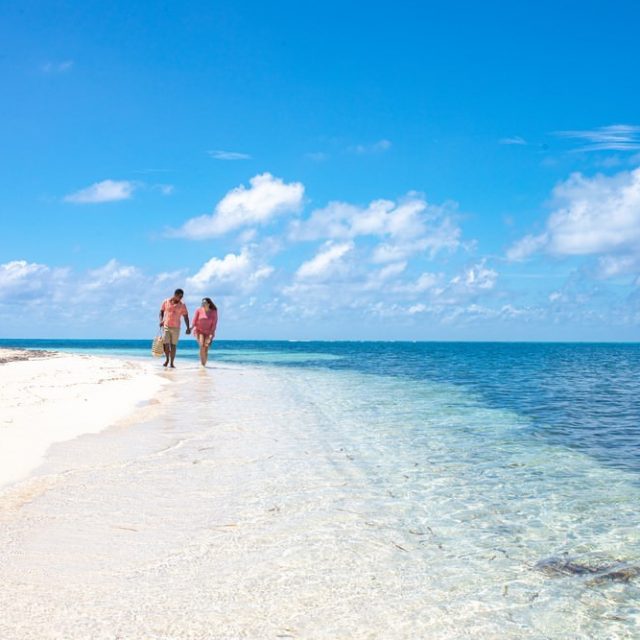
[[159, 288, 218, 367]]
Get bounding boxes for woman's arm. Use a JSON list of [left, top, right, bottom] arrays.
[[190, 307, 200, 332]]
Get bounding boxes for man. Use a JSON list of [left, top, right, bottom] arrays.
[[159, 288, 190, 368]]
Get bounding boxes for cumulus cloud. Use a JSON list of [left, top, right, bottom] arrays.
[[175, 173, 304, 239], [392, 271, 441, 295], [295, 241, 354, 281], [376, 262, 407, 281], [82, 259, 140, 291], [449, 261, 498, 294], [545, 168, 640, 255], [506, 233, 549, 261], [208, 150, 252, 160], [408, 303, 427, 314], [0, 260, 50, 294], [359, 262, 408, 291], [507, 167, 640, 267], [0, 260, 72, 310], [597, 255, 640, 279], [64, 180, 136, 204], [187, 247, 274, 293], [290, 193, 461, 263]]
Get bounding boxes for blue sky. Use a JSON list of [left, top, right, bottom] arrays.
[[2, 1, 640, 340]]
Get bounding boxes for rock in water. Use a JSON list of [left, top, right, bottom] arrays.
[[535, 556, 640, 585]]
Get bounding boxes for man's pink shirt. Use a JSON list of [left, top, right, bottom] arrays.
[[161, 298, 188, 328]]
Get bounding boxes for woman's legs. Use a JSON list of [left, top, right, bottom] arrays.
[[196, 333, 207, 365], [202, 336, 212, 366]]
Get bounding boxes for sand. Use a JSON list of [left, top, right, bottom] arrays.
[[0, 348, 167, 489]]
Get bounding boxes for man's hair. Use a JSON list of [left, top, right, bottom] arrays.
[[174, 288, 184, 296]]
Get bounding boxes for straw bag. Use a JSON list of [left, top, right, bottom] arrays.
[[151, 331, 165, 357]]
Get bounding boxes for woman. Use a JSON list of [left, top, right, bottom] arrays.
[[191, 297, 218, 366]]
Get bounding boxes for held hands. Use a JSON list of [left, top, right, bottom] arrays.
[[186, 327, 192, 335]]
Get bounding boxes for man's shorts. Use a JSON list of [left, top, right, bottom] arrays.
[[162, 326, 180, 345]]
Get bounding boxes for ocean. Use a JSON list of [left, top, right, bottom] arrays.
[[1, 339, 639, 637]]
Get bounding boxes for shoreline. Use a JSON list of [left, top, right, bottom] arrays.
[[0, 347, 168, 490]]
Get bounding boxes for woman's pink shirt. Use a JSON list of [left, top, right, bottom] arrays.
[[193, 307, 218, 336]]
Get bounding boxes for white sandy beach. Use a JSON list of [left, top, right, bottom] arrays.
[[0, 349, 166, 489], [1, 350, 456, 639]]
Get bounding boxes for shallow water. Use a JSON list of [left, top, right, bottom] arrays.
[[1, 341, 639, 638]]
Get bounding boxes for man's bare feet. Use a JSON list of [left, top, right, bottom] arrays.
[[163, 360, 168, 367]]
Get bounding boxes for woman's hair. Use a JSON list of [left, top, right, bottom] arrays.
[[202, 297, 217, 310]]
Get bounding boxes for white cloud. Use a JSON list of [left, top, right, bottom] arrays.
[[451, 262, 497, 290], [348, 139, 392, 154], [506, 233, 548, 261], [499, 136, 527, 145], [372, 220, 461, 263], [155, 270, 186, 285], [64, 180, 136, 204], [0, 259, 47, 282], [0, 260, 50, 294], [0, 260, 71, 308], [393, 271, 441, 295], [290, 193, 461, 262], [208, 150, 252, 160], [296, 241, 354, 281], [305, 152, 329, 162], [408, 303, 427, 314], [377, 262, 407, 281], [597, 254, 640, 279], [289, 201, 362, 241], [187, 247, 274, 293], [555, 124, 640, 152], [155, 184, 175, 196], [42, 60, 74, 73], [361, 262, 407, 291], [175, 173, 304, 239], [507, 167, 640, 264], [82, 259, 140, 291], [546, 168, 640, 255]]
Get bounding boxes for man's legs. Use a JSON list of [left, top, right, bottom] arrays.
[[170, 343, 177, 368], [162, 329, 170, 367], [163, 327, 179, 367]]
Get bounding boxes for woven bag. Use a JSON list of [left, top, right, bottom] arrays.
[[151, 333, 165, 357]]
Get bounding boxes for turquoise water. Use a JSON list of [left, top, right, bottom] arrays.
[[2, 339, 640, 636], [4, 339, 640, 474]]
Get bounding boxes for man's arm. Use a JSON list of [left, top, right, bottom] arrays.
[[184, 312, 191, 334], [159, 309, 165, 327]]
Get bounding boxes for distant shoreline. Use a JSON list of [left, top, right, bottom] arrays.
[[1, 338, 639, 345]]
